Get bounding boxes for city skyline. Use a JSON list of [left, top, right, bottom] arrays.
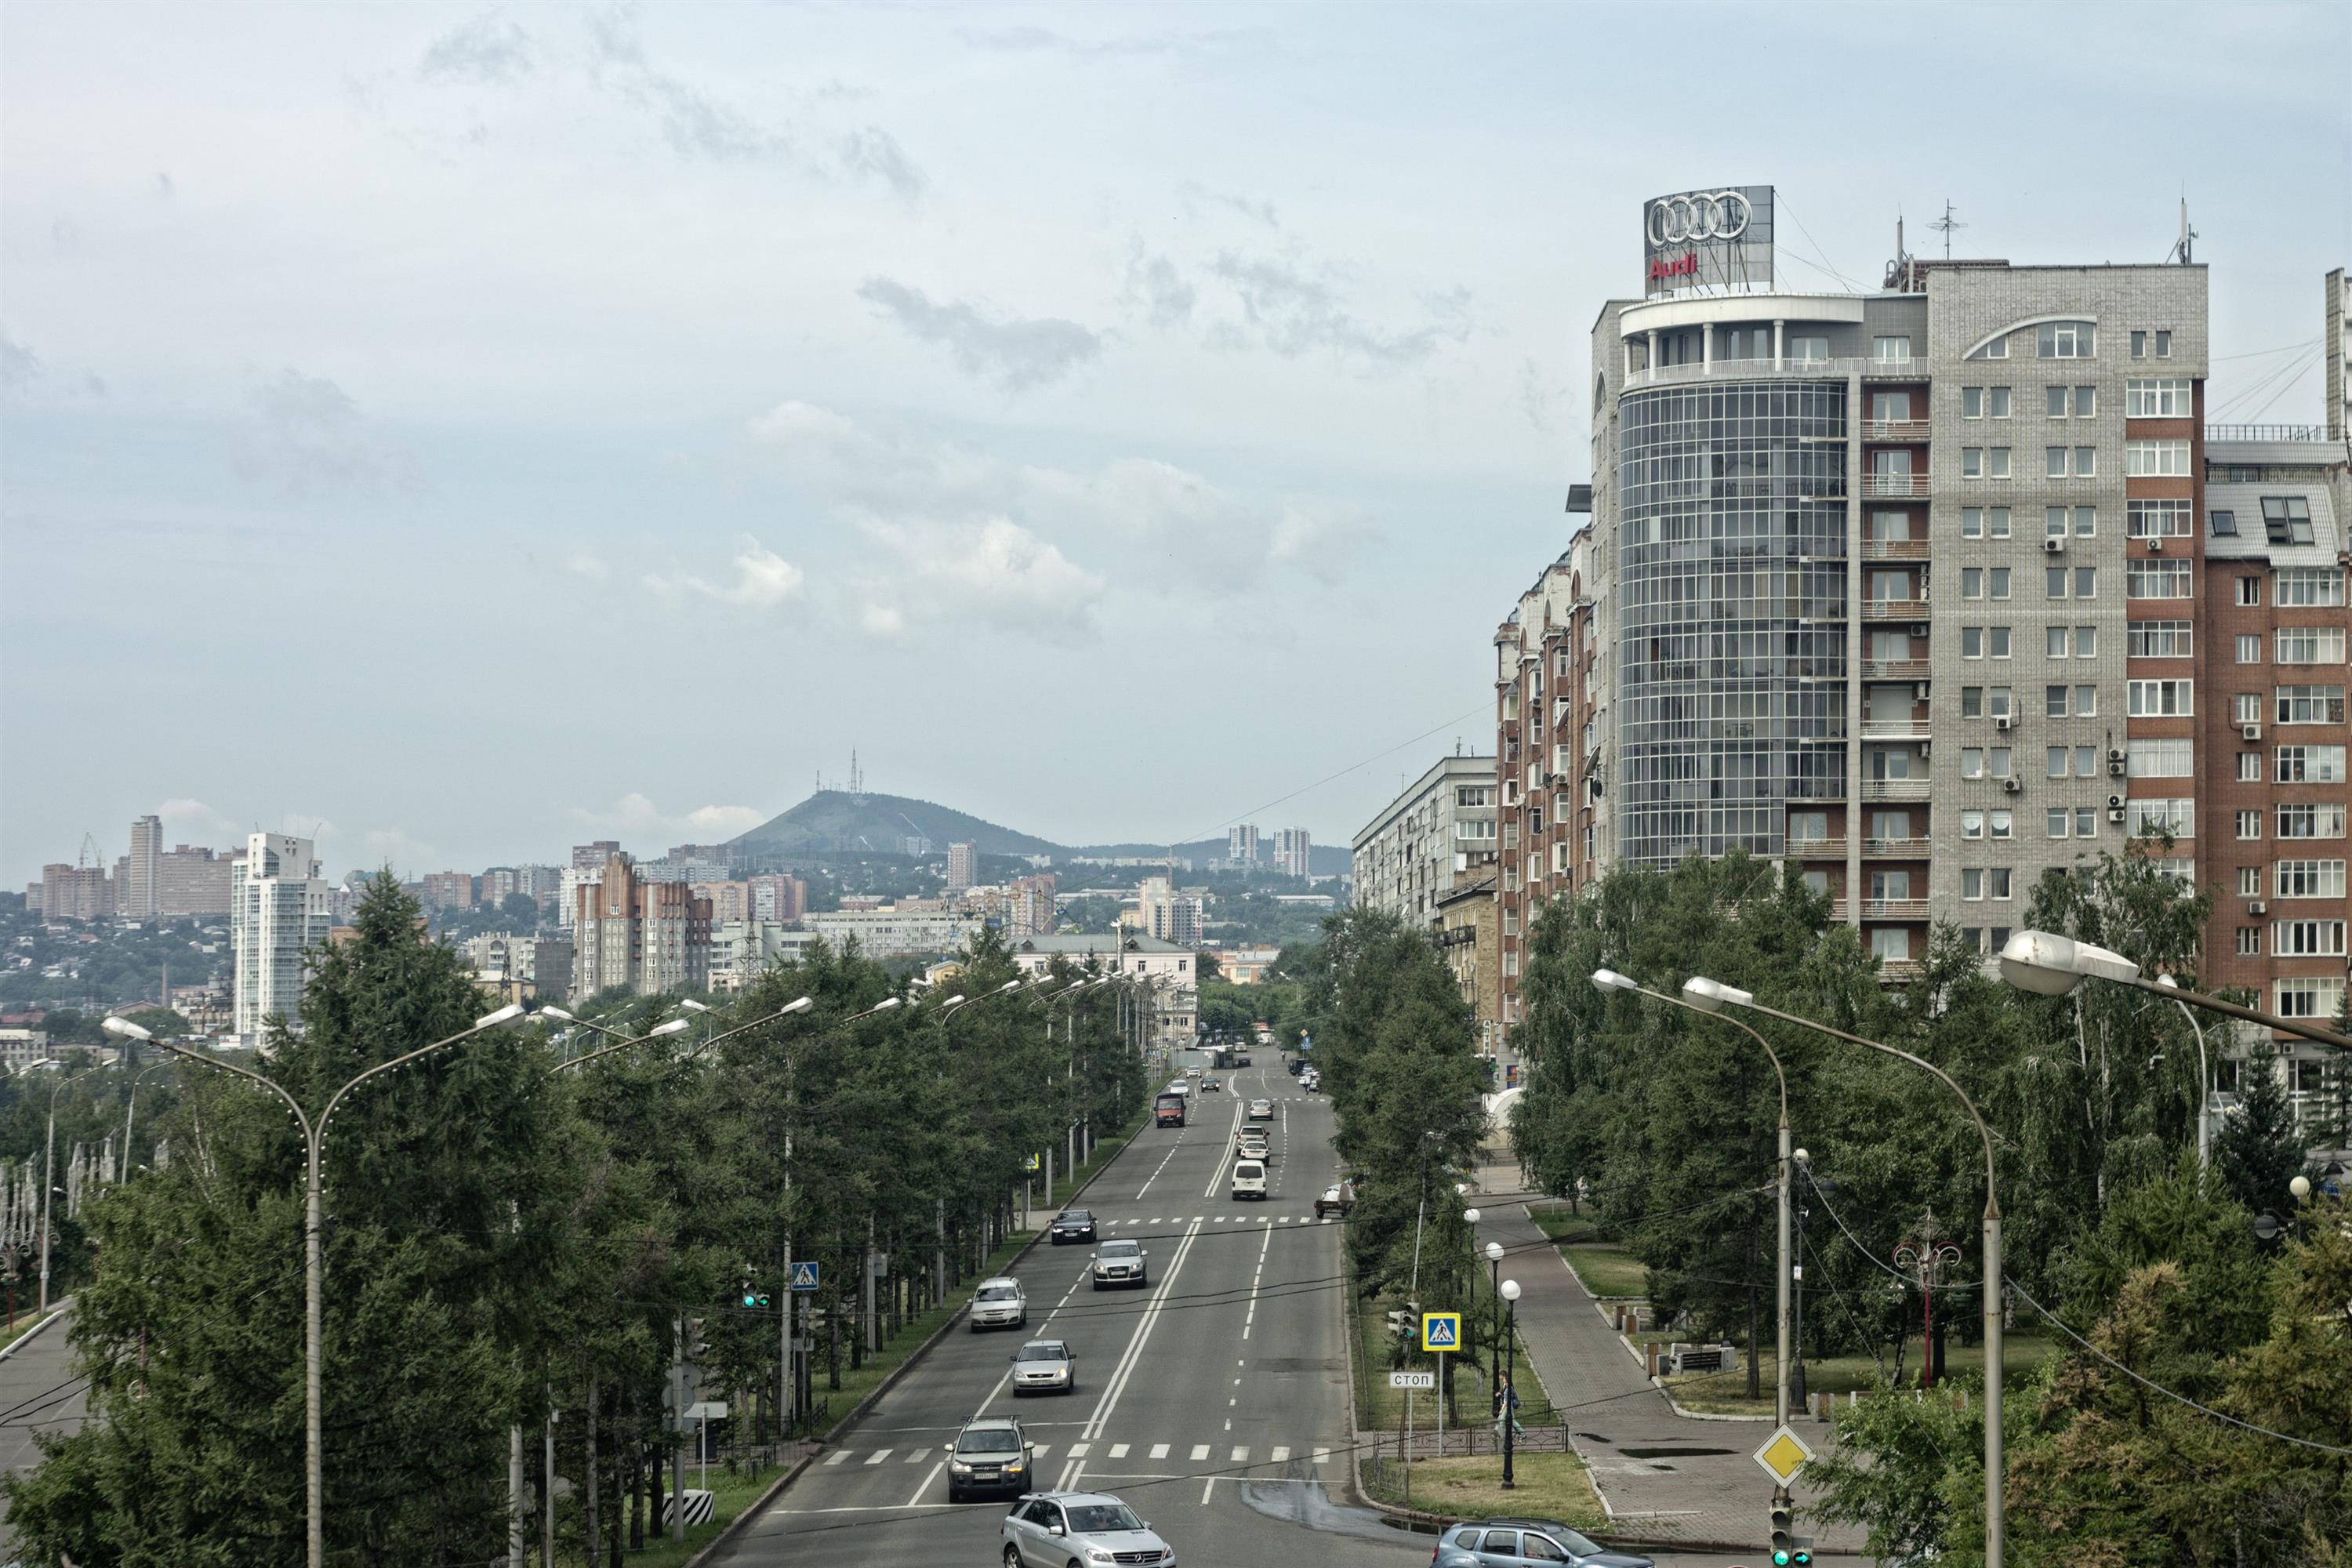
[[5, 3, 2347, 888]]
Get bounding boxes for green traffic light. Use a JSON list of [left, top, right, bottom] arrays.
[[1792, 1554, 1812, 1566], [1773, 1553, 1791, 1567]]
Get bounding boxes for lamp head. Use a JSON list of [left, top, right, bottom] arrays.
[[1590, 968, 1632, 993], [2290, 1174, 2313, 1203], [1681, 975, 1753, 1013], [103, 1015, 154, 1042], [648, 1017, 692, 1038], [1998, 929, 2143, 996], [2154, 973, 2180, 992], [1500, 1279, 1521, 1303], [680, 999, 713, 1014], [1486, 1240, 1504, 1262], [1463, 1207, 1481, 1225], [1000, 979, 1023, 993], [941, 995, 967, 1007], [539, 1005, 578, 1023], [781, 996, 815, 1015], [1793, 1147, 1810, 1165], [474, 1002, 528, 1030], [873, 997, 902, 1011]]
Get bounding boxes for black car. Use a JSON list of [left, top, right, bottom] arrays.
[[1287, 1059, 1305, 1076], [1049, 1209, 1098, 1245]]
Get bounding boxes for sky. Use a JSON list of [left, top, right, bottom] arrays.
[[4, 2, 2347, 887]]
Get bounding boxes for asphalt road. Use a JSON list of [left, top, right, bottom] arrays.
[[711, 1047, 1436, 1568], [0, 1306, 86, 1557]]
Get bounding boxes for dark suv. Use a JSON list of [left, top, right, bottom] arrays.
[[942, 1417, 1033, 1502], [1048, 1209, 1098, 1245]]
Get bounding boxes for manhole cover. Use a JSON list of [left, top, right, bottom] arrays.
[[1621, 1446, 1736, 1459]]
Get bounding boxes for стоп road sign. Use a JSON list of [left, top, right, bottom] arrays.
[[1421, 1312, 1461, 1350], [789, 1261, 820, 1291], [1753, 1423, 1815, 1485], [1388, 1370, 1436, 1390]]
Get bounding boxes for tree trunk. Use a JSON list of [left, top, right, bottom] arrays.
[[585, 1373, 600, 1565], [629, 1387, 644, 1551]]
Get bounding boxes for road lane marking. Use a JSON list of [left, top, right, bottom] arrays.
[[1200, 1475, 1214, 1505], [903, 1448, 925, 1463], [1109, 1443, 1129, 1458], [1313, 1447, 1330, 1465], [1231, 1446, 1249, 1462], [862, 1449, 891, 1465], [1149, 1443, 1170, 1459], [1079, 1218, 1204, 1443], [1030, 1444, 1051, 1457], [1067, 1442, 1091, 1457], [1189, 1443, 1210, 1461], [906, 1461, 942, 1504], [822, 1450, 848, 1466], [1272, 1445, 1291, 1461]]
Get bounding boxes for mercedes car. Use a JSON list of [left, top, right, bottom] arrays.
[[1000, 1491, 1174, 1567]]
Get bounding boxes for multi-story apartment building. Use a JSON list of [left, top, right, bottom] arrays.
[[946, 841, 979, 892], [691, 879, 754, 924], [1138, 875, 1203, 945], [1227, 825, 1261, 866], [1007, 873, 1058, 939], [746, 873, 808, 924], [572, 851, 712, 996], [155, 844, 235, 916], [1008, 933, 1199, 1049], [1350, 753, 1498, 924], [123, 815, 163, 918], [421, 871, 477, 910], [803, 906, 981, 959], [1270, 828, 1313, 880], [39, 862, 112, 921], [231, 832, 336, 1041]]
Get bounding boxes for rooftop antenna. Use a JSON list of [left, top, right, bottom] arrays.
[[1894, 212, 1914, 292], [2167, 196, 2197, 264], [1927, 199, 1966, 261]]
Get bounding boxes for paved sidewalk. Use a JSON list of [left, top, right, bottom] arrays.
[[1471, 1158, 1864, 1557]]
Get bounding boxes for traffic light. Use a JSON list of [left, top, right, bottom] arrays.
[[742, 1289, 771, 1308], [1791, 1543, 1813, 1566], [1769, 1494, 1795, 1565]]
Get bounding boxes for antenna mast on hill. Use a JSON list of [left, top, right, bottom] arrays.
[[849, 750, 865, 804]]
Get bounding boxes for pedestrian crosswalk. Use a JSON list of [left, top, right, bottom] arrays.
[[824, 1439, 1336, 1472], [1094, 1216, 1335, 1226]]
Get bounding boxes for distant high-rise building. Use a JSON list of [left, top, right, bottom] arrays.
[[691, 879, 753, 924], [155, 844, 235, 916], [125, 815, 164, 917], [1138, 875, 1203, 945], [746, 873, 808, 924], [946, 841, 979, 892], [39, 862, 110, 921], [1007, 873, 1058, 938], [231, 833, 335, 1041], [479, 867, 520, 906], [572, 841, 622, 872], [1271, 829, 1313, 880], [421, 872, 477, 909], [1226, 825, 1261, 865], [572, 852, 712, 996]]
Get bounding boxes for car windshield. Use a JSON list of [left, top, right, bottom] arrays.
[[1057, 1212, 1091, 1225], [1065, 1503, 1143, 1533], [958, 1428, 1021, 1454], [1236, 1163, 1264, 1176], [977, 1284, 1019, 1301], [1322, 1186, 1341, 1200], [1099, 1241, 1139, 1258], [1018, 1342, 1069, 1362]]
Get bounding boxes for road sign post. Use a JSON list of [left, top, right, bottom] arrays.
[[1421, 1312, 1461, 1454]]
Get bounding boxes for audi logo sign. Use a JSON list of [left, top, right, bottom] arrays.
[[1641, 183, 1775, 298]]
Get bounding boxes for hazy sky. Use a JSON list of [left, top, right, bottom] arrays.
[[5, 2, 2347, 886]]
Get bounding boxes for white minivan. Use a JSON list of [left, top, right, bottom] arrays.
[[1230, 1159, 1269, 1200]]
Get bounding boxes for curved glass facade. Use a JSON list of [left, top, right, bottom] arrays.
[[1617, 381, 1849, 868]]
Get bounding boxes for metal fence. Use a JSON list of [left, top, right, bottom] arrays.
[[1362, 1421, 1571, 1461]]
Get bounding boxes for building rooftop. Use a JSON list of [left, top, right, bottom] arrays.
[[1013, 933, 1189, 955]]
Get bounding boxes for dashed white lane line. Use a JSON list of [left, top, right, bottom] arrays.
[[1109, 1443, 1130, 1458], [906, 1461, 942, 1505], [1133, 1132, 1187, 1200], [902, 1448, 924, 1463], [823, 1450, 849, 1467], [1149, 1443, 1170, 1459], [1189, 1443, 1210, 1461], [862, 1449, 891, 1465]]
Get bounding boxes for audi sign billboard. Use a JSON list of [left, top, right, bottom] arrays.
[[1642, 184, 1775, 298]]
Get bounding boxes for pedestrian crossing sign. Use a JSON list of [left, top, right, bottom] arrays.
[[789, 1261, 820, 1291], [1421, 1312, 1461, 1349]]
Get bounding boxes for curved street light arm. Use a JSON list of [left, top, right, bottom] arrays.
[[2121, 973, 2351, 1051], [129, 1039, 315, 1140], [1605, 975, 1788, 1128]]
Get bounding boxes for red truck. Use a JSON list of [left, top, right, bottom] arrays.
[[1153, 1091, 1188, 1128]]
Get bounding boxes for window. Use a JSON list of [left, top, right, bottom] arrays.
[[2046, 505, 2070, 539], [2236, 927, 2262, 956], [2075, 807, 2097, 837], [2131, 330, 2147, 358], [2279, 978, 2350, 1021], [2234, 692, 2263, 724], [2074, 626, 2097, 658], [1962, 387, 1984, 419], [2276, 568, 2345, 607], [2238, 866, 2263, 896], [1991, 809, 2013, 837], [2048, 384, 2071, 419], [1962, 627, 1983, 659], [1965, 333, 2009, 360], [1989, 627, 2011, 658], [2209, 509, 2238, 537], [1988, 868, 2013, 899], [2133, 799, 2194, 838], [2238, 633, 2263, 665], [1871, 927, 1912, 963], [2048, 808, 2072, 837], [1962, 868, 1984, 900], [1991, 568, 2011, 599], [2127, 621, 2193, 658], [1963, 447, 1983, 479], [2074, 387, 2096, 418], [2277, 685, 2348, 724], [2277, 745, 2349, 783], [2128, 680, 2193, 717], [2261, 496, 2317, 546], [2274, 920, 2348, 957], [2156, 330, 2171, 358], [1961, 506, 1983, 539], [2127, 378, 2192, 417], [2238, 752, 2263, 782], [2046, 688, 2070, 720], [2238, 575, 2263, 607], [1988, 387, 2011, 418], [2275, 859, 2347, 899], [2278, 803, 2348, 839], [1989, 448, 2011, 479], [2277, 626, 2347, 664], [1988, 506, 2011, 538], [2046, 445, 2070, 478], [2149, 857, 2196, 886], [2074, 506, 2096, 536], [2237, 809, 2264, 840], [2129, 738, 2193, 777], [2128, 499, 2192, 538], [1961, 750, 1985, 781], [2075, 567, 2097, 598], [1962, 808, 1985, 837], [2047, 565, 2070, 598], [2127, 560, 2194, 598], [1873, 336, 1913, 362], [2046, 626, 2068, 658], [2074, 446, 2096, 476], [2047, 744, 2070, 775], [1989, 686, 2013, 719], [2127, 440, 2190, 476], [1991, 749, 2013, 779], [1788, 335, 1829, 361], [2038, 321, 2094, 358], [2076, 684, 2097, 716], [1788, 811, 1830, 844], [1961, 685, 1984, 717], [1962, 568, 1984, 599]]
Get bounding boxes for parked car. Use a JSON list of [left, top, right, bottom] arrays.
[[1008, 1338, 1077, 1396], [1091, 1239, 1149, 1289], [969, 1276, 1028, 1331], [1315, 1181, 1357, 1218], [1430, 1518, 1652, 1568], [1049, 1209, 1098, 1245], [942, 1417, 1033, 1501], [1000, 1492, 1174, 1568]]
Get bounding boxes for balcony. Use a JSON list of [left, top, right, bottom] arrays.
[[1862, 419, 1932, 442], [1863, 357, 1927, 379], [1788, 837, 1846, 860], [1862, 597, 1930, 621], [1631, 356, 1870, 390], [1860, 898, 1931, 920], [1861, 659, 1930, 681], [1862, 538, 1930, 561], [1860, 777, 1930, 803], [1863, 472, 1931, 499], [1860, 717, 1930, 742], [1861, 837, 1932, 859]]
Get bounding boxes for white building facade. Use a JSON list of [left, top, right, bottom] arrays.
[[230, 832, 335, 1043]]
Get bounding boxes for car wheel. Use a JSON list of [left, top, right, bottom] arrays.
[[1091, 1280, 1105, 1291], [1003, 1548, 1023, 1568]]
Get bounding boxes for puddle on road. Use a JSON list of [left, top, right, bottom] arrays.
[[1238, 1479, 1402, 1542]]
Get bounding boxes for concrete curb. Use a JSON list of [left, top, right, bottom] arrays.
[[0, 1297, 73, 1364], [680, 1125, 1142, 1568]]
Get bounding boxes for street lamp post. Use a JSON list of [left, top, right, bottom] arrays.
[[1498, 1278, 1521, 1489], [36, 1061, 105, 1312], [1595, 968, 1796, 1431], [1484, 1240, 1504, 1373], [1998, 930, 2352, 1049], [106, 1004, 529, 1568], [1681, 975, 2007, 1568], [2154, 975, 2214, 1167]]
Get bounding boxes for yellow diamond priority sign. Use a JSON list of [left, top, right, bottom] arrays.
[[1753, 1424, 1813, 1485]]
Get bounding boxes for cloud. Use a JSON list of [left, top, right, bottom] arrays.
[[644, 536, 804, 609], [857, 278, 1101, 391], [230, 368, 420, 496], [566, 553, 612, 580], [583, 7, 787, 162], [419, 13, 535, 83], [1124, 247, 1196, 329], [355, 826, 441, 877], [837, 126, 924, 198], [959, 25, 1270, 62], [0, 334, 38, 390], [1208, 253, 1472, 367], [1267, 499, 1378, 586], [854, 517, 1104, 644], [568, 793, 766, 844], [158, 798, 242, 844]]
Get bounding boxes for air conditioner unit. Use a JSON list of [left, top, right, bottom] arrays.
[[2107, 794, 2125, 810], [2106, 806, 2127, 823], [2144, 536, 2165, 554], [2107, 759, 2127, 777], [2249, 901, 2267, 916], [2002, 777, 2022, 794], [1994, 714, 2014, 731], [2242, 723, 2262, 742], [1914, 683, 1931, 702], [1917, 742, 1933, 759], [2043, 536, 2066, 554], [2107, 747, 2127, 764]]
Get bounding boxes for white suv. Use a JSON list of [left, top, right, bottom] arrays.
[[1230, 1159, 1269, 1200]]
